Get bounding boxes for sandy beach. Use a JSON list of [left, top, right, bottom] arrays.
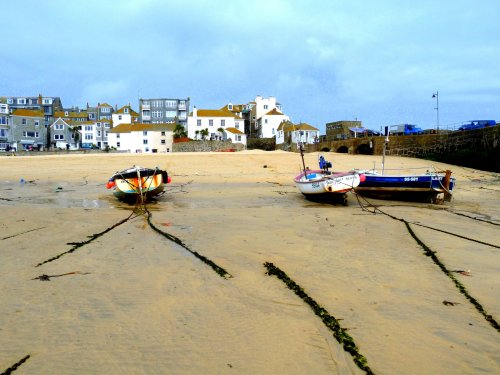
[[0, 150, 498, 374]]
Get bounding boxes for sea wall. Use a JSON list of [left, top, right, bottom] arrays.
[[172, 140, 244, 152]]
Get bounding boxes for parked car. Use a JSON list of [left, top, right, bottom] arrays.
[[458, 120, 496, 131]]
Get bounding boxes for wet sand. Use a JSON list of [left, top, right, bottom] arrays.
[[0, 151, 499, 374]]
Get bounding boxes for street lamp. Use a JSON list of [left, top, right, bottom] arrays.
[[432, 91, 439, 132]]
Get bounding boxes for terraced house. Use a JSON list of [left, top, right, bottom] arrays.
[[10, 109, 46, 150], [49, 118, 80, 150], [0, 103, 9, 150]]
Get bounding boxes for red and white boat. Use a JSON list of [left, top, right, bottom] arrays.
[[106, 166, 171, 202]]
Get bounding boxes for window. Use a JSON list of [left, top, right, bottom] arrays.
[[197, 119, 201, 126], [85, 125, 93, 131], [143, 131, 148, 136], [85, 134, 93, 140], [161, 131, 166, 136], [152, 110, 162, 118], [165, 110, 176, 118], [55, 123, 64, 130], [161, 139, 166, 144], [264, 105, 268, 110], [165, 100, 176, 107], [235, 122, 240, 129], [97, 122, 101, 128], [236, 135, 241, 141], [7, 98, 13, 104], [118, 115, 122, 120], [124, 108, 129, 114], [265, 119, 268, 124], [35, 120, 40, 127], [22, 119, 27, 125], [143, 139, 148, 145], [18, 98, 26, 105], [117, 142, 121, 147], [89, 113, 96, 120], [0, 116, 8, 125], [97, 131, 101, 137], [43, 98, 51, 104], [221, 119, 225, 127], [117, 134, 120, 139], [54, 134, 64, 140], [23, 131, 39, 137], [101, 107, 111, 113], [209, 119, 213, 127]]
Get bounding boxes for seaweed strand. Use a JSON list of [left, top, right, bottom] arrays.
[[264, 262, 374, 374]]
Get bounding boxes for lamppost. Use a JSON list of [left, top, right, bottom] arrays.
[[432, 91, 439, 132]]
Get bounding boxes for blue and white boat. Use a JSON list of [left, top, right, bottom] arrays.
[[353, 168, 455, 203], [353, 134, 455, 203]]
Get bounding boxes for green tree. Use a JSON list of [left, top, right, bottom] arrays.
[[173, 124, 188, 139], [200, 128, 209, 140]]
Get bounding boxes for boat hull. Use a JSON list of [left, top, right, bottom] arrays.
[[294, 170, 365, 196], [355, 173, 455, 202], [108, 167, 169, 202]]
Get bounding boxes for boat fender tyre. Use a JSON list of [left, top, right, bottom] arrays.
[[161, 171, 169, 184]]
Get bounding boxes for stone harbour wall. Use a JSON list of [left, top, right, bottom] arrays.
[[172, 140, 245, 152]]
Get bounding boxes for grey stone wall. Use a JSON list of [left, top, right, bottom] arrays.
[[172, 140, 245, 152]]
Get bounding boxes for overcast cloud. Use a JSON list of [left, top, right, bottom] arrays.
[[2, 0, 499, 133]]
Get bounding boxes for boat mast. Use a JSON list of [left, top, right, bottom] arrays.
[[381, 131, 389, 175], [299, 142, 307, 178], [136, 167, 144, 204]]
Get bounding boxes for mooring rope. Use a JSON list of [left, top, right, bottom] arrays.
[[354, 192, 499, 332], [1, 354, 30, 374], [264, 262, 374, 374]]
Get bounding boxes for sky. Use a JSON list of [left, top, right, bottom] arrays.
[[2, 0, 499, 134]]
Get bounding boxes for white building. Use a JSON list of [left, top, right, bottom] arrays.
[[108, 123, 175, 153], [276, 121, 319, 145], [257, 107, 290, 138], [112, 105, 140, 127], [246, 95, 291, 138], [187, 107, 245, 145], [224, 127, 246, 146]]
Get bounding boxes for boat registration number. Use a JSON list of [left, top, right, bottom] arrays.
[[404, 177, 419, 181]]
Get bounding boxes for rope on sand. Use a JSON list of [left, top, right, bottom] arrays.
[[35, 211, 138, 267], [354, 193, 499, 332], [1, 354, 30, 374], [145, 207, 232, 279], [404, 221, 499, 332], [264, 262, 374, 375]]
